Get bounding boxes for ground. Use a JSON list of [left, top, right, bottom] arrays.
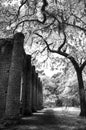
[[2, 107, 86, 130]]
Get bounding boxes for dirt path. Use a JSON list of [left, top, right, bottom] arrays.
[[3, 107, 86, 130]]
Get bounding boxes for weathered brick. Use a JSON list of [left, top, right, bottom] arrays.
[[0, 33, 43, 120], [36, 73, 39, 110], [21, 55, 32, 116], [5, 33, 25, 118], [0, 39, 13, 118], [32, 66, 37, 112]]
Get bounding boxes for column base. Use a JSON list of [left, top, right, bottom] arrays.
[[0, 114, 21, 128], [32, 107, 37, 113], [23, 109, 32, 116]]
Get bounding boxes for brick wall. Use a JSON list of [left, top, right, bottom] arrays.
[[0, 39, 13, 118]]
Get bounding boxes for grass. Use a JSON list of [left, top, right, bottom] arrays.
[[3, 107, 86, 130]]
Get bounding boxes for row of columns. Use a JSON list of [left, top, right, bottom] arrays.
[[21, 54, 43, 116], [0, 33, 43, 122]]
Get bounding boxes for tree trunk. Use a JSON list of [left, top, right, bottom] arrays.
[[76, 70, 86, 117]]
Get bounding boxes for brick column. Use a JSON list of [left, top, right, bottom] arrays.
[[32, 66, 37, 112], [22, 55, 32, 116], [39, 81, 43, 109], [36, 73, 38, 110], [0, 40, 13, 118], [5, 33, 25, 119], [20, 53, 27, 116], [37, 78, 41, 110], [37, 78, 43, 110]]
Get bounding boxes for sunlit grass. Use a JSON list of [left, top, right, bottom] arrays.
[[53, 107, 80, 115]]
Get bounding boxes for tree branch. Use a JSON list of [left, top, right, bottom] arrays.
[[58, 31, 66, 51], [71, 13, 86, 25], [34, 32, 80, 71], [80, 60, 86, 71], [13, 19, 45, 33], [16, 0, 27, 20], [45, 10, 86, 33], [64, 22, 86, 32], [41, 0, 48, 23]]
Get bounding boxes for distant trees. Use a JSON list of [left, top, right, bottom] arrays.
[[42, 61, 80, 108], [52, 62, 80, 107]]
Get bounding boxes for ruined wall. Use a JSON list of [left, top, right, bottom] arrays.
[[0, 33, 43, 120], [0, 39, 13, 118]]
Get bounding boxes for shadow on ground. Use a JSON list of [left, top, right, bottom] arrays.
[[3, 108, 86, 130]]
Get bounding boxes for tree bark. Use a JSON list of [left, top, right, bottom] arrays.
[[76, 70, 86, 117]]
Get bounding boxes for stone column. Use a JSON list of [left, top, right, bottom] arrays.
[[32, 66, 37, 112], [5, 33, 25, 119]]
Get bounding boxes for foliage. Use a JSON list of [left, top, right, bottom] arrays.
[[42, 60, 80, 107]]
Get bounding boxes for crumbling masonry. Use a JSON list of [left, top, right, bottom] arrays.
[[0, 32, 43, 120]]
